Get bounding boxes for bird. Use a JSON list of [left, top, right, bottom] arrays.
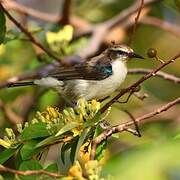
[[7, 44, 144, 104]]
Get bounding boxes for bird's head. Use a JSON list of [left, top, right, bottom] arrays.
[[107, 44, 144, 62]]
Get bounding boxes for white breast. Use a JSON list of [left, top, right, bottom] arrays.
[[69, 60, 127, 100]]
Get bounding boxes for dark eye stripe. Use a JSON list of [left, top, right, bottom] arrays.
[[117, 50, 128, 55]]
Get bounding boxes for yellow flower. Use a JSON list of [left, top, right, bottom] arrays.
[[47, 107, 60, 119], [46, 25, 73, 45], [36, 107, 62, 123], [0, 139, 11, 148], [79, 142, 91, 163], [91, 100, 101, 113], [85, 160, 103, 180], [68, 161, 85, 180], [71, 128, 81, 137]]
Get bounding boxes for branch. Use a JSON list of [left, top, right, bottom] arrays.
[[2, 0, 91, 31], [140, 16, 180, 37], [0, 3, 62, 62], [128, 0, 144, 45], [128, 68, 180, 84], [1, 0, 60, 23], [90, 97, 180, 159], [100, 52, 180, 113], [103, 0, 160, 29], [0, 165, 63, 178], [131, 101, 180, 124], [60, 0, 72, 25]]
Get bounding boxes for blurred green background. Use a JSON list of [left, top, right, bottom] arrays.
[[0, 0, 180, 179]]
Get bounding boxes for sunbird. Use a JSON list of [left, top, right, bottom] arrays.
[[7, 44, 144, 103]]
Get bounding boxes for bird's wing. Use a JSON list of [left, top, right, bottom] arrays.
[[48, 53, 113, 80]]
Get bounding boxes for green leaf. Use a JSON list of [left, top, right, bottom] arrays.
[[20, 123, 50, 141], [0, 5, 6, 44], [69, 128, 89, 164], [94, 123, 106, 138], [0, 148, 17, 164], [55, 122, 78, 137], [44, 163, 58, 172], [35, 136, 63, 148], [73, 128, 90, 162], [19, 160, 42, 170], [94, 125, 107, 160], [61, 143, 72, 164], [20, 140, 42, 160], [43, 163, 59, 180], [95, 140, 107, 161], [19, 160, 42, 180], [70, 136, 79, 164], [15, 149, 23, 169]]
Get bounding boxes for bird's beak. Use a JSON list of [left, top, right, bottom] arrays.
[[128, 52, 144, 59]]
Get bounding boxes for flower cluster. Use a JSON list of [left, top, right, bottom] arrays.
[[0, 99, 101, 148]]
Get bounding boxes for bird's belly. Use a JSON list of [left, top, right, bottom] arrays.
[[83, 75, 125, 100]]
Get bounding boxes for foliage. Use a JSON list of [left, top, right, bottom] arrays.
[[0, 99, 107, 179]]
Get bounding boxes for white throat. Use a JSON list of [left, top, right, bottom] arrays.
[[110, 60, 127, 86]]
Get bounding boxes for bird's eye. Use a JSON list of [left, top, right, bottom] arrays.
[[117, 50, 123, 54], [109, 49, 129, 60]]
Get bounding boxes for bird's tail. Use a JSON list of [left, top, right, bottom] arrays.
[[7, 81, 35, 88]]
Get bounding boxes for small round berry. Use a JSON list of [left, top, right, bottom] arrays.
[[147, 48, 157, 58]]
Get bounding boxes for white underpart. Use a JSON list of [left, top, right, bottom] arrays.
[[34, 77, 63, 91], [34, 60, 127, 101]]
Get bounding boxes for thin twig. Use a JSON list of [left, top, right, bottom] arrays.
[[0, 165, 63, 178], [100, 52, 180, 113], [104, 0, 159, 29], [0, 3, 62, 62], [123, 110, 141, 137], [90, 97, 180, 159], [128, 68, 180, 84], [128, 0, 144, 45]]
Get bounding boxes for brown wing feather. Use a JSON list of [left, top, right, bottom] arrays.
[[47, 52, 113, 80]]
